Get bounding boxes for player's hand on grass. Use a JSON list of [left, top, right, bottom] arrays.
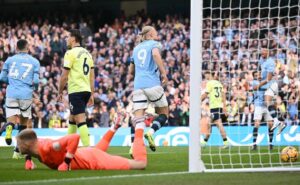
[[58, 162, 70, 171], [25, 160, 36, 170]]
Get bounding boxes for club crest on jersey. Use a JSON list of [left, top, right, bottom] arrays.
[[52, 142, 61, 151]]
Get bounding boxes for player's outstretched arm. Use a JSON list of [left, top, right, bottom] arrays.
[[57, 134, 80, 171]]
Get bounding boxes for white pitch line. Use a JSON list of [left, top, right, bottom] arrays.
[[0, 171, 191, 185], [115, 151, 186, 156]]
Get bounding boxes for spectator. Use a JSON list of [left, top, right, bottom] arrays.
[[99, 104, 110, 127]]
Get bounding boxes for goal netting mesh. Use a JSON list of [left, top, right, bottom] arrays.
[[198, 0, 300, 171]]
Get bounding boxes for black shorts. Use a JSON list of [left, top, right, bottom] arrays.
[[69, 91, 91, 115], [210, 108, 223, 122]]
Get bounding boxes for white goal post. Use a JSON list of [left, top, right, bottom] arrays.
[[189, 0, 300, 172]]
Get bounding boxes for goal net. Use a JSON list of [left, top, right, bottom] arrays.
[[190, 0, 300, 172]]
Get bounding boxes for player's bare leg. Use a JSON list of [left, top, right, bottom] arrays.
[[215, 119, 229, 149], [201, 122, 211, 147]]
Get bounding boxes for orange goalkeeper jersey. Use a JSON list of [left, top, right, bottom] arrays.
[[38, 134, 130, 170]]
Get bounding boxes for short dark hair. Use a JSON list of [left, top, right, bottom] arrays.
[[69, 29, 82, 44], [17, 39, 28, 50], [211, 71, 219, 78], [17, 129, 37, 141]]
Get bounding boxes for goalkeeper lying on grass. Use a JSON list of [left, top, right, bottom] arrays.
[[16, 113, 147, 171]]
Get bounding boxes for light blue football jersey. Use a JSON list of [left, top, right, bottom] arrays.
[[0, 53, 40, 99], [252, 80, 264, 107], [259, 57, 275, 89], [132, 40, 162, 90]]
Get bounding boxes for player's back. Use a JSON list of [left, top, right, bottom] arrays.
[[259, 57, 275, 89], [64, 47, 94, 94], [206, 80, 223, 109], [132, 40, 161, 90], [5, 53, 39, 99]]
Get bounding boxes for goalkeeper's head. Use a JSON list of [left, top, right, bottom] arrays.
[[16, 129, 38, 156]]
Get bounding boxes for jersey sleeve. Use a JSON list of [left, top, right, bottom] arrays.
[[266, 59, 275, 73], [63, 51, 73, 69], [54, 134, 80, 156], [87, 52, 94, 68], [130, 57, 134, 64], [152, 41, 162, 50]]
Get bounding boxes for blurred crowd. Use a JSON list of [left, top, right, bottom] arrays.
[[0, 12, 190, 128], [201, 12, 300, 126], [0, 10, 299, 129]]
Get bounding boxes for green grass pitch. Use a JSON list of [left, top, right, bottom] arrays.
[[0, 146, 299, 185]]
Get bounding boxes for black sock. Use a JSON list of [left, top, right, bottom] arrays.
[[268, 128, 274, 144], [151, 114, 168, 132], [151, 121, 160, 132], [69, 121, 76, 125], [77, 122, 86, 128], [253, 127, 258, 143], [223, 138, 227, 142], [204, 137, 209, 142], [18, 125, 27, 133], [130, 125, 135, 144], [267, 105, 277, 119]]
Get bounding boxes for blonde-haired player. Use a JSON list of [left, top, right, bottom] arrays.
[[129, 26, 169, 152]]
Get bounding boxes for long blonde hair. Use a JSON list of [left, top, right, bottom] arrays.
[[136, 26, 155, 44]]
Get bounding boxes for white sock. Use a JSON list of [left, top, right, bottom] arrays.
[[110, 124, 116, 132], [135, 122, 145, 130]]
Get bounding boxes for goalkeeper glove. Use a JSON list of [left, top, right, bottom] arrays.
[[25, 160, 36, 170], [58, 157, 72, 171]]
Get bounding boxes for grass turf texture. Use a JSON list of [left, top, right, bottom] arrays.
[[0, 146, 299, 185]]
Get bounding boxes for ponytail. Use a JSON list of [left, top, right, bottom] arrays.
[[136, 26, 155, 44]]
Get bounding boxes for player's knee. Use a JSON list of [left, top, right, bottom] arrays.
[[154, 114, 168, 126]]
